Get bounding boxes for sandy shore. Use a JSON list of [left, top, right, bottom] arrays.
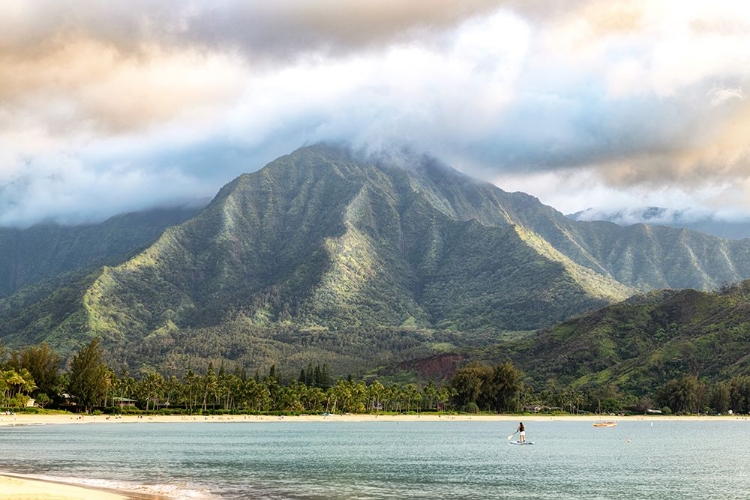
[[0, 412, 745, 427], [0, 473, 161, 500]]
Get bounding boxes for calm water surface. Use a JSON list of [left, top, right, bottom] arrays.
[[1, 419, 749, 499]]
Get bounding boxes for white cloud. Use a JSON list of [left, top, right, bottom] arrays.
[[2, 0, 750, 225], [0, 155, 209, 227], [710, 88, 744, 107]]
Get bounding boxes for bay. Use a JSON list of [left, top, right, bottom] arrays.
[[1, 419, 749, 499]]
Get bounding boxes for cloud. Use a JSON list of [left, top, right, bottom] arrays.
[[0, 154, 209, 227], [0, 0, 508, 58], [0, 39, 246, 136], [2, 0, 750, 226], [710, 88, 744, 107], [476, 0, 750, 218]]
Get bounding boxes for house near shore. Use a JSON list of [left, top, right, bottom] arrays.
[[112, 397, 137, 408], [523, 405, 562, 413]]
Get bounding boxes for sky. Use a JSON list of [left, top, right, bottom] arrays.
[[2, 0, 750, 227]]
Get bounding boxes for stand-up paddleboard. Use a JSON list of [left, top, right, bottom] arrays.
[[509, 440, 534, 445]]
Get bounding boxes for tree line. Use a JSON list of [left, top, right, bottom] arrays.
[[1, 339, 457, 414], [2, 339, 749, 416]]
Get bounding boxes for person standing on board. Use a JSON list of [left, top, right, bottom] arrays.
[[517, 422, 525, 443]]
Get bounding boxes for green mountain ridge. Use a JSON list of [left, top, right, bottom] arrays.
[[0, 205, 202, 298], [79, 146, 614, 338], [502, 280, 750, 394], [3, 144, 750, 382]]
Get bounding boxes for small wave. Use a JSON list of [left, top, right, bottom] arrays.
[[7, 472, 218, 499]]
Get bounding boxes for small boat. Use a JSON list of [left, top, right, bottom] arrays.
[[592, 421, 617, 427], [593, 400, 617, 427]]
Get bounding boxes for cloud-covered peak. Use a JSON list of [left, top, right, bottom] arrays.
[[1, 0, 750, 226]]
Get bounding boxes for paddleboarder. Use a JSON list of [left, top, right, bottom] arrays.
[[517, 422, 525, 443]]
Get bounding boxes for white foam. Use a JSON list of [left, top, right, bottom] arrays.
[[4, 472, 218, 499]]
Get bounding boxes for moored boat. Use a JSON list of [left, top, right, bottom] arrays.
[[593, 421, 617, 427]]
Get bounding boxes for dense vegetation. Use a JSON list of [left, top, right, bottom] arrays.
[[1, 340, 456, 414], [494, 281, 750, 398], [0, 205, 200, 298], [2, 144, 750, 391], [4, 340, 750, 417]]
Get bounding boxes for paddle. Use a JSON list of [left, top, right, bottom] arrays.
[[507, 431, 517, 440]]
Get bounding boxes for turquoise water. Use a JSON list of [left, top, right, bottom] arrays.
[[1, 419, 750, 499]]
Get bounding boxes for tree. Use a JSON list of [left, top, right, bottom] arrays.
[[183, 370, 200, 412], [404, 384, 422, 412], [245, 377, 271, 412], [711, 382, 731, 414], [302, 385, 326, 412], [331, 380, 352, 413], [437, 386, 453, 412], [68, 338, 109, 413], [202, 364, 218, 411], [35, 392, 52, 409], [657, 375, 705, 414], [138, 371, 165, 411], [164, 375, 181, 410], [423, 381, 438, 411], [8, 343, 60, 397], [2, 368, 36, 406], [451, 362, 491, 410], [490, 362, 522, 412], [368, 380, 384, 412], [727, 376, 750, 414]]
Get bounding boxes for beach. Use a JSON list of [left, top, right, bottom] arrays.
[[0, 473, 161, 500], [0, 411, 743, 427]]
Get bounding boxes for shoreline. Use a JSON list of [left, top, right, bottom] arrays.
[[0, 473, 164, 500], [0, 412, 746, 427]]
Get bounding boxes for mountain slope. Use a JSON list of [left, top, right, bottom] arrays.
[[367, 152, 750, 293], [503, 280, 750, 394], [0, 205, 202, 298], [4, 144, 750, 379], [80, 146, 619, 341], [558, 221, 750, 291]]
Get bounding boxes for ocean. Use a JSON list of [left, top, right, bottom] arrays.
[[1, 419, 749, 499]]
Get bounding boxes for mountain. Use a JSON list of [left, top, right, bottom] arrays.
[[0, 204, 203, 298], [4, 144, 750, 378], [500, 280, 750, 395], [569, 206, 750, 240]]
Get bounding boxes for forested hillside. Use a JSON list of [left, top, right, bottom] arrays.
[[496, 280, 750, 395], [0, 205, 202, 298], [3, 144, 750, 384]]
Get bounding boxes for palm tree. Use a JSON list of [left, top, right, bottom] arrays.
[[2, 369, 36, 405], [368, 380, 384, 412], [202, 364, 218, 411], [423, 381, 438, 411], [183, 370, 200, 413], [404, 384, 422, 413], [138, 371, 165, 411]]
